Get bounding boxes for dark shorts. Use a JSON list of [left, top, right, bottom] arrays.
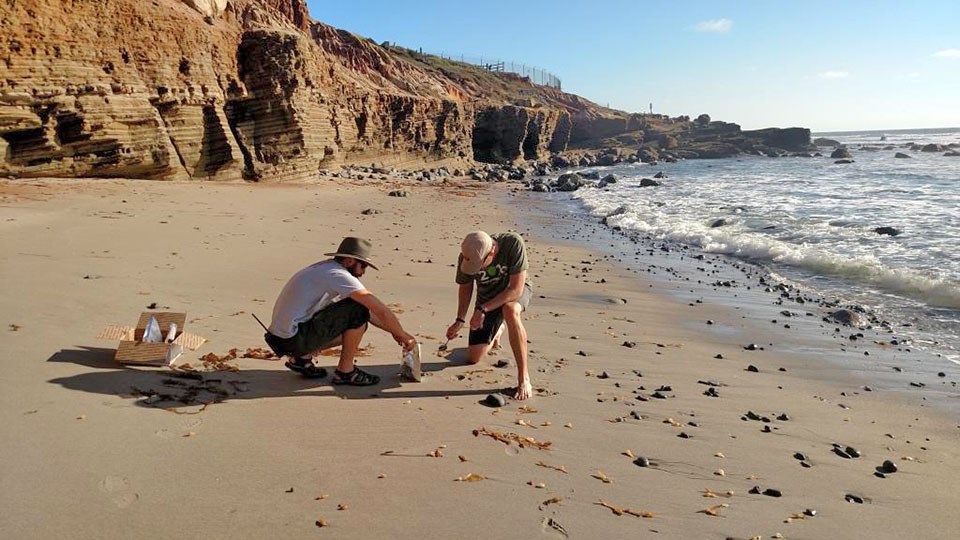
[[264, 298, 370, 358], [468, 284, 533, 346]]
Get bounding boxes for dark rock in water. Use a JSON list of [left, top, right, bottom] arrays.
[[482, 393, 507, 408], [845, 493, 864, 504], [830, 147, 852, 159], [921, 143, 943, 152], [834, 159, 855, 164], [633, 456, 650, 467], [763, 488, 782, 497], [710, 218, 729, 228], [894, 152, 912, 159], [654, 171, 668, 179], [639, 178, 662, 187], [814, 137, 841, 147], [880, 460, 898, 473], [830, 308, 868, 327], [874, 226, 901, 236], [581, 170, 602, 180], [597, 174, 618, 188], [388, 190, 409, 197], [746, 364, 759, 372]]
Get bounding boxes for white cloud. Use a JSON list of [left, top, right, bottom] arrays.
[[908, 72, 921, 78], [694, 18, 732, 33], [818, 70, 849, 79], [932, 48, 960, 59]]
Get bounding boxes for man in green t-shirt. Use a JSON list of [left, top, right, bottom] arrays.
[[446, 231, 533, 400]]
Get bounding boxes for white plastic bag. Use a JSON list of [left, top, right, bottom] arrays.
[[142, 316, 162, 343]]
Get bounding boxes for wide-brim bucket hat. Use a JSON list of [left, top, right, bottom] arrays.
[[325, 237, 379, 270]]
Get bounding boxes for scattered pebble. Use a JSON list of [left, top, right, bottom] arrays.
[[482, 393, 506, 408]]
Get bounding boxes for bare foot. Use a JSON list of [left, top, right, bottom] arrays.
[[514, 381, 533, 400]]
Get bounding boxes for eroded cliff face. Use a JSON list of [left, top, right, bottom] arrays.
[[0, 0, 591, 181]]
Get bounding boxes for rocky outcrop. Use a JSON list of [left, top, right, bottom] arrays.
[[0, 0, 816, 181]]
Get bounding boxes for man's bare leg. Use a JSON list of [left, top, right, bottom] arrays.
[[502, 302, 531, 400], [465, 341, 493, 364], [336, 323, 367, 373]]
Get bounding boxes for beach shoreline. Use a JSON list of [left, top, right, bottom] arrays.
[[1, 176, 958, 539]]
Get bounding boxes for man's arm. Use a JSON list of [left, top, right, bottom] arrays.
[[478, 271, 526, 312], [446, 282, 474, 339], [349, 289, 415, 349]]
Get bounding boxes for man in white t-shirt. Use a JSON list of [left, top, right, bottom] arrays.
[[264, 237, 415, 386]]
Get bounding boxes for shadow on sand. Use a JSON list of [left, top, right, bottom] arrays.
[[47, 346, 495, 411]]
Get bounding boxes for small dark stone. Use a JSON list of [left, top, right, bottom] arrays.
[[746, 365, 759, 373], [803, 509, 817, 517], [845, 493, 864, 504], [762, 425, 772, 433], [749, 486, 761, 494], [706, 319, 714, 325], [494, 359, 510, 368], [938, 372, 946, 377], [677, 432, 690, 439], [874, 471, 887, 479], [744, 343, 759, 351], [651, 391, 667, 399], [703, 387, 719, 398], [746, 411, 762, 421], [833, 448, 852, 459], [622, 341, 637, 348], [880, 460, 898, 473], [146, 302, 158, 309], [909, 381, 925, 388], [361, 208, 382, 215], [629, 410, 642, 420], [633, 456, 650, 467], [845, 446, 861, 458], [576, 350, 587, 357], [657, 385, 672, 392], [597, 371, 609, 379], [482, 393, 507, 408], [776, 413, 790, 421], [762, 488, 782, 497], [793, 452, 807, 461], [714, 354, 724, 359], [801, 461, 812, 468]]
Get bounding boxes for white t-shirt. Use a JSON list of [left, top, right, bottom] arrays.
[[268, 260, 365, 338]]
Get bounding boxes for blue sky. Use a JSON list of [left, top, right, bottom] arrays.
[[306, 1, 959, 132]]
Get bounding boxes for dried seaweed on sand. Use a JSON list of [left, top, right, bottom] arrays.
[[473, 426, 552, 450]]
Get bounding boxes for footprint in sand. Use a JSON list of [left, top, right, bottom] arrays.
[[99, 476, 139, 508], [154, 429, 175, 439]]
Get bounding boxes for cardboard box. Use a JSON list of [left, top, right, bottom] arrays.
[[97, 312, 206, 365]]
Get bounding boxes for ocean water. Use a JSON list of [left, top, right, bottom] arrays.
[[563, 127, 960, 363]]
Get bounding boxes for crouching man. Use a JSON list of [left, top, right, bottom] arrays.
[[264, 237, 415, 386], [446, 231, 533, 400]]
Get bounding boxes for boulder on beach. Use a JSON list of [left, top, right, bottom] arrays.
[[830, 308, 868, 328], [639, 178, 662, 187], [553, 173, 587, 192], [921, 143, 943, 152]]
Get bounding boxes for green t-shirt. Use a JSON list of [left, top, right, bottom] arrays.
[[455, 232, 529, 304]]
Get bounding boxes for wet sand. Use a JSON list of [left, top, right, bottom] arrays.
[[0, 177, 957, 539]]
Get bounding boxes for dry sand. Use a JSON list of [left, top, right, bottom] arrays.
[[1, 176, 958, 540]]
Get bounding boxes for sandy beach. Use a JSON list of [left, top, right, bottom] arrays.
[[1, 176, 958, 540]]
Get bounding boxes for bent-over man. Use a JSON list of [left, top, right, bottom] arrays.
[[264, 237, 415, 386], [446, 231, 533, 400]]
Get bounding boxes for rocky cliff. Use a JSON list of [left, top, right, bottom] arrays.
[[0, 0, 810, 181]]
